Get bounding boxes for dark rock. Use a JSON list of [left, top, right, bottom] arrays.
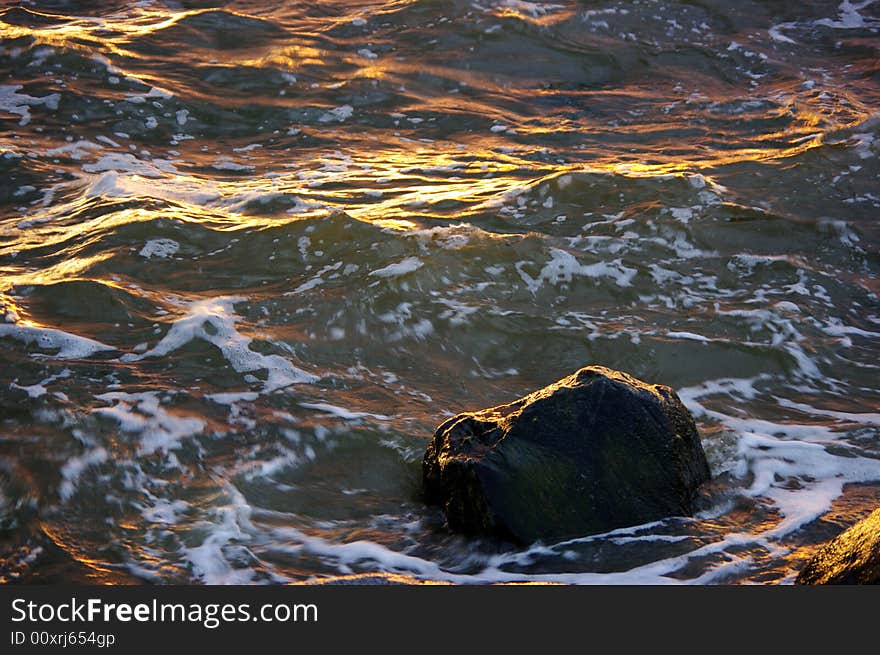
[[796, 508, 880, 585], [422, 366, 711, 544]]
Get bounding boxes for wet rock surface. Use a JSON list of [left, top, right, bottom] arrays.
[[423, 366, 711, 544], [797, 508, 880, 585]]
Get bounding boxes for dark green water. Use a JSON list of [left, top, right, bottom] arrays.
[[1, 0, 879, 584]]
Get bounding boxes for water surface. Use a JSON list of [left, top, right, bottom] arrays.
[[1, 0, 879, 584]]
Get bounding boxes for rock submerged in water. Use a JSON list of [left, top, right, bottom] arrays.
[[796, 508, 880, 585], [422, 366, 711, 544]]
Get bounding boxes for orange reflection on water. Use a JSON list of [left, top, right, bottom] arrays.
[[0, 0, 865, 253]]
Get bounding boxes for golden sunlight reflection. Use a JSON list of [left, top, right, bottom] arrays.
[[39, 523, 132, 583], [67, 131, 827, 231], [1, 133, 831, 266], [1, 252, 114, 293]]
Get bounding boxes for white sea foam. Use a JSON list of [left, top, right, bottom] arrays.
[[319, 105, 353, 123], [816, 1, 877, 29], [141, 498, 189, 525], [123, 297, 318, 391], [768, 23, 797, 43], [665, 331, 712, 343], [59, 448, 108, 500], [370, 257, 424, 278], [0, 324, 114, 359], [11, 382, 47, 398], [161, 360, 880, 585], [375, 302, 435, 341], [83, 154, 179, 178], [261, 516, 771, 584], [205, 391, 260, 405], [176, 483, 284, 584], [435, 298, 480, 326], [231, 442, 304, 480], [286, 262, 343, 294], [186, 511, 260, 584], [11, 369, 72, 400], [254, 418, 880, 582], [516, 248, 637, 292], [0, 85, 60, 126], [139, 238, 179, 259], [46, 139, 104, 159], [124, 86, 173, 104], [680, 375, 880, 540], [490, 1, 566, 19], [409, 223, 485, 250], [85, 171, 220, 204], [212, 157, 255, 172], [93, 392, 206, 455], [774, 398, 880, 426], [668, 207, 694, 223], [736, 432, 880, 537], [299, 402, 391, 421]]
